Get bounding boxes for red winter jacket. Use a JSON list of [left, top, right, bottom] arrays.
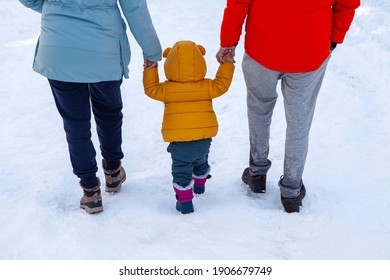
[[220, 0, 360, 73]]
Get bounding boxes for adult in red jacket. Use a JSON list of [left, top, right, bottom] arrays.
[[216, 0, 360, 213]]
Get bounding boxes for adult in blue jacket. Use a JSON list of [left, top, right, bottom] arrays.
[[19, 0, 162, 214]]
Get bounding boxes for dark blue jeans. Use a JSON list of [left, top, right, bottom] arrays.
[[167, 139, 212, 188], [48, 79, 124, 188]]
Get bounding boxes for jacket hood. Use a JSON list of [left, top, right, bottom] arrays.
[[163, 41, 207, 82]]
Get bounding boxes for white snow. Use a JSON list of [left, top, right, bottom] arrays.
[[0, 0, 389, 263]]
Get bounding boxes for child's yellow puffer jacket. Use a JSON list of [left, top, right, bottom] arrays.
[[143, 41, 235, 142]]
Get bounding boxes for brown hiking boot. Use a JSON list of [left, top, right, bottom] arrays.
[[241, 167, 266, 193], [103, 162, 126, 193], [80, 182, 103, 214]]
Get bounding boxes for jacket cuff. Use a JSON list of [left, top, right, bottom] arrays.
[[330, 41, 338, 51]]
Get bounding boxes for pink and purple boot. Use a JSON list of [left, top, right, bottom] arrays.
[[193, 174, 212, 194], [174, 187, 194, 214]]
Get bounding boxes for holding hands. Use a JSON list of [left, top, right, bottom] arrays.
[[145, 46, 236, 70], [144, 58, 158, 70], [216, 46, 236, 64]]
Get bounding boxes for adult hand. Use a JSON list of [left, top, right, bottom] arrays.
[[143, 58, 158, 70], [216, 46, 236, 64]]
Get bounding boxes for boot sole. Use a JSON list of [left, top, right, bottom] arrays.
[[81, 205, 103, 214]]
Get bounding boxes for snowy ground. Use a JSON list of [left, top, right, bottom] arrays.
[[0, 0, 389, 261]]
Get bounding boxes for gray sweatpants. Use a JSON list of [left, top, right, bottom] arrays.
[[242, 53, 330, 198]]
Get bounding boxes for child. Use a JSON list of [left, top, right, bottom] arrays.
[[143, 40, 235, 214]]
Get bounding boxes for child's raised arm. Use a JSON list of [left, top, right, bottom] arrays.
[[210, 61, 235, 99], [143, 66, 166, 102]]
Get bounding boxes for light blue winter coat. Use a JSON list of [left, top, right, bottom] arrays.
[[19, 0, 162, 82]]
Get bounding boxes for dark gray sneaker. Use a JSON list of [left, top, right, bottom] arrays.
[[103, 164, 126, 193], [80, 182, 103, 214], [241, 167, 266, 193], [281, 185, 306, 213]]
